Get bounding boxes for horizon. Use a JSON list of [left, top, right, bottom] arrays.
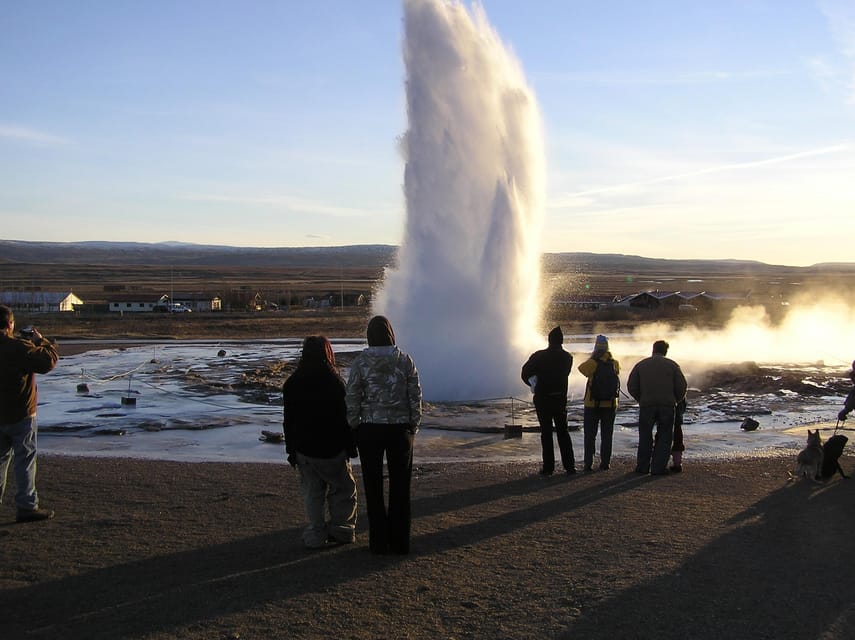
[[4, 236, 855, 269], [2, 1, 854, 267]]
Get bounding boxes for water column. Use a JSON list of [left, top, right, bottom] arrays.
[[375, 0, 547, 401]]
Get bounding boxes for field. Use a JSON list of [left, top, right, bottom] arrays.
[[3, 246, 855, 341]]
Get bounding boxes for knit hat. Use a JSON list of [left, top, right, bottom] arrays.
[[594, 334, 609, 350], [548, 326, 563, 345]]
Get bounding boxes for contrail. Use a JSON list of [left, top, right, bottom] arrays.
[[554, 143, 852, 200]]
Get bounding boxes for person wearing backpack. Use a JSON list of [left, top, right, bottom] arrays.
[[577, 335, 621, 471], [521, 326, 576, 476]]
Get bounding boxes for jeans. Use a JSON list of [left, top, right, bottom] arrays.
[[0, 415, 39, 511], [295, 451, 358, 547], [636, 405, 675, 474], [357, 423, 414, 554], [534, 395, 575, 473], [583, 406, 616, 469]]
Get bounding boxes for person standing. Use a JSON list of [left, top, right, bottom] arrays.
[[627, 340, 687, 476], [521, 326, 576, 476], [282, 335, 358, 549], [0, 305, 59, 522], [577, 334, 620, 471], [837, 360, 855, 423], [346, 316, 422, 555]]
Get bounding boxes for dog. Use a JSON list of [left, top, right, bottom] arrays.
[[821, 434, 849, 479], [792, 429, 824, 482]]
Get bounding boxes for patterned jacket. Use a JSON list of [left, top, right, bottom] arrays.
[[345, 345, 422, 431]]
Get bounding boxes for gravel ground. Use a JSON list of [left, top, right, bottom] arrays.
[[2, 454, 854, 639]]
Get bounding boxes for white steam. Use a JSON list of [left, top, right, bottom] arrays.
[[375, 0, 545, 401], [626, 294, 855, 378]]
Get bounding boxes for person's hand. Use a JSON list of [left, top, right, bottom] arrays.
[[839, 410, 849, 422]]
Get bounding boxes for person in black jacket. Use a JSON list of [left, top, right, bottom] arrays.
[[282, 336, 358, 549], [521, 326, 576, 475]]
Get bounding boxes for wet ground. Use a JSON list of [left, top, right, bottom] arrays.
[[37, 339, 853, 464]]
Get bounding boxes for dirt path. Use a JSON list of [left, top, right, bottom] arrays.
[[2, 455, 853, 639]]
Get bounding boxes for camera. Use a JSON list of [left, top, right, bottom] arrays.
[[20, 326, 35, 339]]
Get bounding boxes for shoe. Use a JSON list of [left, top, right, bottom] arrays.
[[539, 468, 554, 476], [566, 468, 577, 475], [635, 468, 649, 475], [16, 508, 55, 523], [599, 463, 611, 470], [651, 470, 670, 476], [669, 465, 683, 473], [328, 534, 356, 545], [583, 466, 593, 473]]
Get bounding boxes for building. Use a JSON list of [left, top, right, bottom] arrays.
[[0, 291, 83, 312]]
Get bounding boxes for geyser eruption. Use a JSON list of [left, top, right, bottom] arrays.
[[375, 0, 546, 401]]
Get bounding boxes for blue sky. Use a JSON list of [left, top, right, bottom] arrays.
[[1, 1, 853, 266]]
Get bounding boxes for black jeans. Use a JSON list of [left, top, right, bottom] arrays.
[[583, 406, 616, 469], [356, 423, 415, 554], [534, 395, 575, 473]]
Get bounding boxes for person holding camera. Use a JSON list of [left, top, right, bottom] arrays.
[[0, 304, 59, 522]]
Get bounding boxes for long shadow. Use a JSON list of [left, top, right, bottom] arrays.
[[559, 479, 855, 639], [3, 470, 649, 638]]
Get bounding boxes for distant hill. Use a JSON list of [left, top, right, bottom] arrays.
[[1, 239, 853, 275]]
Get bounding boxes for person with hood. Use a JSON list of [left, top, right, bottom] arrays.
[[627, 340, 688, 476], [837, 360, 855, 423], [577, 334, 620, 471], [0, 305, 58, 523], [346, 316, 422, 555], [521, 326, 576, 476], [282, 335, 358, 549]]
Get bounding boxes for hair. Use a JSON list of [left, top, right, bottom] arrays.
[[0, 304, 13, 329], [298, 335, 337, 373], [652, 340, 669, 355]]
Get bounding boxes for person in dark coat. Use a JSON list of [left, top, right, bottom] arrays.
[[521, 326, 576, 476], [627, 340, 688, 476], [282, 335, 358, 549], [0, 305, 58, 523]]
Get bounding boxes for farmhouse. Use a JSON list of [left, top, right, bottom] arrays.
[[0, 291, 83, 312], [107, 293, 222, 313], [108, 293, 169, 313]]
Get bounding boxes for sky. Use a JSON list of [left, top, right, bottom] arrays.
[[1, 0, 854, 267]]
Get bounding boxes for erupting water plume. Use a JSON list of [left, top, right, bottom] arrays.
[[375, 0, 546, 401]]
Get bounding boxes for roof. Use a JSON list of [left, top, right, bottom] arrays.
[[0, 291, 81, 304]]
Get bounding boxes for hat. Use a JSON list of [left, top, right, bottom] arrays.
[[548, 326, 563, 345], [594, 334, 609, 350]]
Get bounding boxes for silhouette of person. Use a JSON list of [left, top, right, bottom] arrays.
[[282, 335, 358, 549], [627, 340, 687, 476], [0, 305, 58, 522], [578, 334, 620, 471], [521, 326, 576, 476]]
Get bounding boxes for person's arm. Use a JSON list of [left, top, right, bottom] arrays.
[[840, 389, 855, 421], [674, 365, 688, 404], [406, 356, 422, 430], [627, 365, 640, 401], [22, 331, 58, 374], [345, 362, 364, 429]]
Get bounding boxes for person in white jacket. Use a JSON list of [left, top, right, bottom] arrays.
[[346, 315, 422, 554]]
